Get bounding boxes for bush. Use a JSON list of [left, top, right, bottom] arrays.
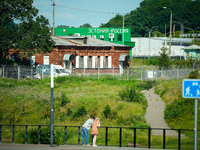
[[118, 86, 142, 103], [20, 127, 59, 144], [72, 106, 87, 119], [60, 94, 70, 106], [188, 70, 198, 79], [103, 104, 111, 118]]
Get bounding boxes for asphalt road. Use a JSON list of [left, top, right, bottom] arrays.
[[0, 144, 175, 150]]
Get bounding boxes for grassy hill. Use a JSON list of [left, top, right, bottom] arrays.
[[0, 76, 152, 127]]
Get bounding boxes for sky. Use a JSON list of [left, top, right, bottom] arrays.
[[32, 0, 143, 28]]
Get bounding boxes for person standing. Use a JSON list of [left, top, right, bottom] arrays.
[[91, 117, 101, 147], [82, 117, 94, 146]]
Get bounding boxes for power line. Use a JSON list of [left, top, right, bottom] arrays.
[[56, 4, 122, 15]]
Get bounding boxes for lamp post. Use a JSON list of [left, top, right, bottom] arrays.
[[163, 7, 172, 55], [51, 0, 55, 36], [123, 14, 134, 45], [142, 26, 158, 59], [173, 20, 187, 60], [184, 26, 200, 45]]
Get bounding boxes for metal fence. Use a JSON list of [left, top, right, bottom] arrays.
[[0, 65, 194, 80], [0, 124, 197, 149]]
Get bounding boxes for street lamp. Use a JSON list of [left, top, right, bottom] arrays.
[[51, 0, 56, 36], [173, 20, 187, 60], [122, 14, 134, 45], [142, 26, 158, 59], [163, 7, 172, 55], [184, 26, 200, 45]]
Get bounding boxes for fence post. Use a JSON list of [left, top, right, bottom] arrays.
[[163, 129, 166, 149], [177, 65, 179, 80], [98, 68, 99, 79], [84, 68, 85, 77], [119, 128, 122, 147], [148, 128, 151, 148], [162, 67, 164, 78], [31, 67, 33, 78], [38, 126, 41, 144], [0, 125, 2, 144], [105, 127, 108, 146], [3, 65, 6, 78], [127, 68, 129, 80], [178, 129, 181, 150], [12, 125, 15, 144], [25, 125, 28, 144], [64, 126, 67, 145], [78, 126, 80, 146], [141, 67, 143, 80], [18, 67, 20, 79], [134, 128, 136, 148], [113, 67, 115, 79]]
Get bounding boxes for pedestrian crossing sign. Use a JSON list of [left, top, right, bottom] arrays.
[[182, 79, 200, 98]]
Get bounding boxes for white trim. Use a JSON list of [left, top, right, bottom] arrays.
[[92, 56, 96, 68], [100, 56, 104, 68], [76, 56, 79, 68], [108, 56, 111, 68], [84, 56, 88, 68]]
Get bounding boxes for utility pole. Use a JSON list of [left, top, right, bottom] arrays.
[[51, 0, 55, 36]]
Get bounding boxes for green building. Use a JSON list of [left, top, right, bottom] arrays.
[[55, 28, 134, 44], [55, 27, 135, 56]]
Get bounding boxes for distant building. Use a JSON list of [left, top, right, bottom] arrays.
[[131, 37, 192, 59], [8, 36, 132, 74]]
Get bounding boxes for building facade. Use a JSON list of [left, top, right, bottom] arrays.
[[55, 27, 134, 46], [8, 36, 132, 74]]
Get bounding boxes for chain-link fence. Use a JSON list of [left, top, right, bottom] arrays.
[[0, 65, 36, 79], [0, 65, 194, 80]]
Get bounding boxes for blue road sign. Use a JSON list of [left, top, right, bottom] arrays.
[[182, 79, 200, 98]]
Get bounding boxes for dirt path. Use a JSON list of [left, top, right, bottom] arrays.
[[141, 87, 185, 136]]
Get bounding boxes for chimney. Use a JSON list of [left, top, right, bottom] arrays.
[[83, 37, 87, 44]]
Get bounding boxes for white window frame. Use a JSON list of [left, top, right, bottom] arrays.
[[43, 55, 49, 65], [108, 56, 112, 68]]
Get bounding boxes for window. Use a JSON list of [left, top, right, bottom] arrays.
[[109, 33, 114, 41], [75, 33, 80, 36], [97, 56, 100, 68], [92, 35, 96, 38], [44, 55, 49, 65], [9, 55, 14, 61], [80, 56, 84, 68], [118, 34, 122, 41], [105, 56, 108, 68], [100, 35, 104, 40], [88, 56, 92, 68], [30, 55, 35, 66]]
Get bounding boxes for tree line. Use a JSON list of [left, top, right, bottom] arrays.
[[100, 0, 200, 38]]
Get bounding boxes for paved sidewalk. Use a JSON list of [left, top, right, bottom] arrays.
[[0, 144, 175, 150]]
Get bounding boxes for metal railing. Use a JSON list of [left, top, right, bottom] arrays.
[[0, 124, 197, 149]]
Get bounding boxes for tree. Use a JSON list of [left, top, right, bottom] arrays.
[[158, 45, 171, 70], [79, 23, 92, 28], [0, 0, 55, 63]]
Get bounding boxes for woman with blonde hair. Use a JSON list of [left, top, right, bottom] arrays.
[[91, 117, 100, 147]]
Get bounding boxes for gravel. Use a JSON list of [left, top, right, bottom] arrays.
[[141, 87, 185, 137]]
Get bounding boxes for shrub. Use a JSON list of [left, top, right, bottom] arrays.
[[118, 86, 142, 103], [20, 127, 59, 144], [188, 70, 198, 79], [66, 108, 72, 116], [72, 106, 87, 119], [103, 104, 111, 118], [60, 94, 70, 106]]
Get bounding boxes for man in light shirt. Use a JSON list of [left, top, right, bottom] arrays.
[[82, 117, 94, 146]]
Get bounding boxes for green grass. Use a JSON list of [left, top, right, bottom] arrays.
[[0, 75, 198, 148]]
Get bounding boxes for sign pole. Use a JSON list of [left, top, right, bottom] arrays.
[[50, 64, 54, 147], [194, 98, 198, 150]]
